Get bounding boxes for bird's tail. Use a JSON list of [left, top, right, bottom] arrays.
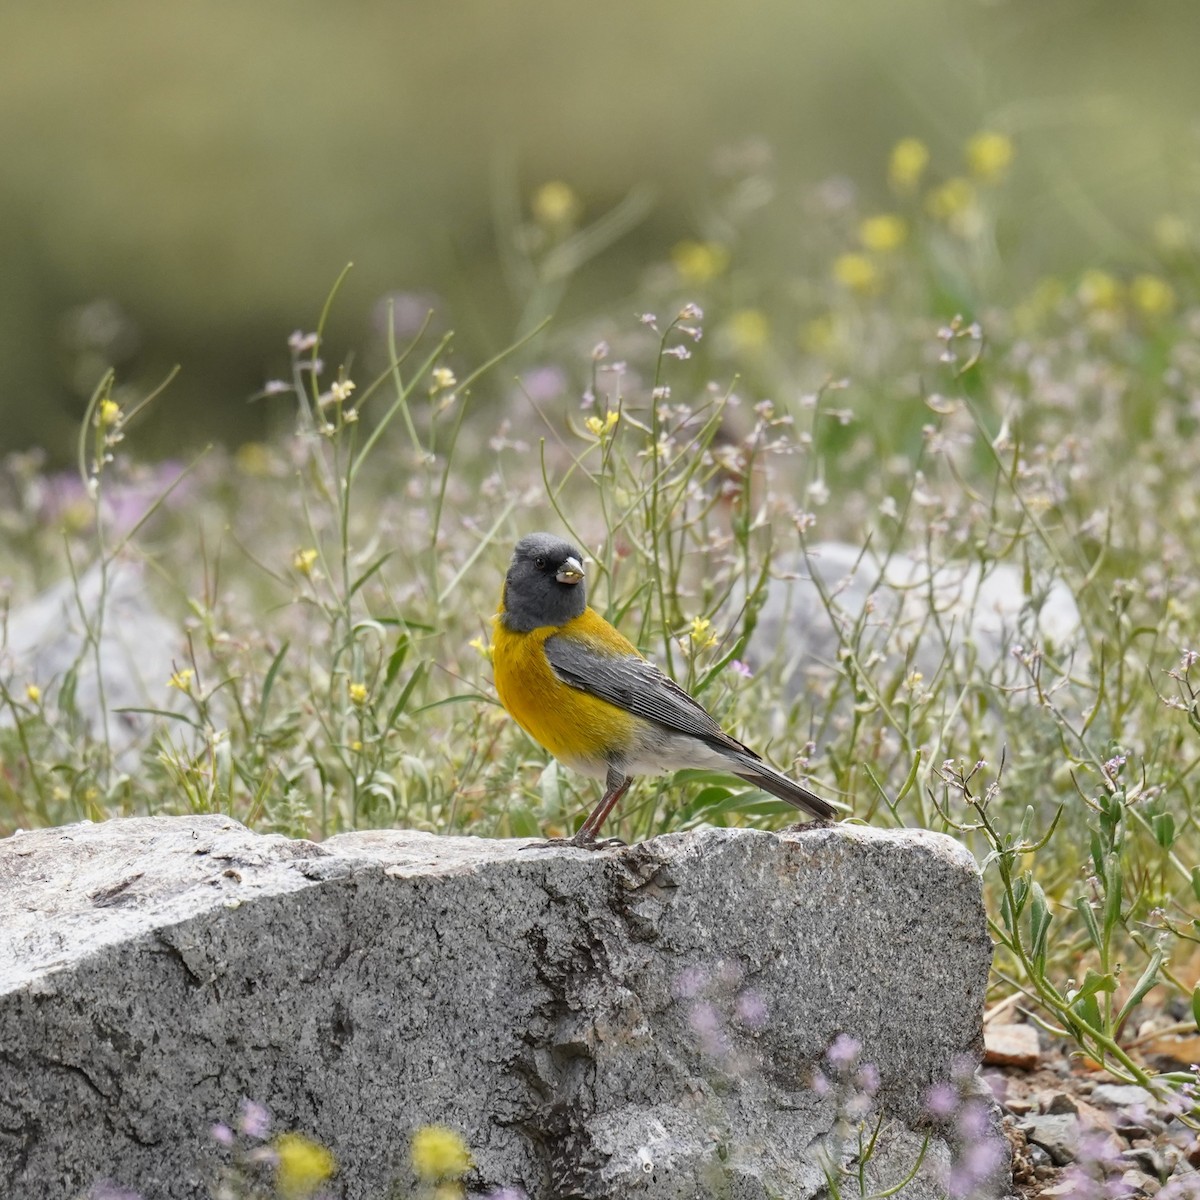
[[733, 758, 836, 821]]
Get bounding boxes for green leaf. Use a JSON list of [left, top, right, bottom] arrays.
[[1117, 948, 1164, 1027], [1151, 812, 1176, 850], [1075, 897, 1102, 953], [1070, 968, 1118, 1004], [382, 634, 410, 691], [1190, 866, 1200, 905], [1029, 882, 1052, 969], [1192, 984, 1200, 1033]]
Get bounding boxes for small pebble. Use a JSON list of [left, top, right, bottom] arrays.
[[984, 1023, 1040, 1069]]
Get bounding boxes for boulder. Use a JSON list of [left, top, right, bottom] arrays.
[[0, 816, 994, 1199]]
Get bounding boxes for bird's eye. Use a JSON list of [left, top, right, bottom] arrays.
[[534, 556, 546, 569]]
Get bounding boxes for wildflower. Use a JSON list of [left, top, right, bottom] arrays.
[[1129, 273, 1176, 318], [411, 1125, 471, 1181], [671, 240, 730, 285], [431, 367, 457, 390], [727, 308, 769, 353], [235, 442, 273, 476], [531, 180, 581, 226], [348, 682, 369, 707], [663, 344, 691, 360], [858, 214, 907, 252], [25, 683, 41, 704], [688, 615, 718, 648], [730, 660, 753, 679], [735, 989, 768, 1028], [639, 312, 659, 329], [926, 178, 976, 222], [678, 302, 703, 320], [275, 1132, 335, 1199], [328, 378, 355, 404], [288, 331, 319, 352], [826, 1033, 862, 1070], [293, 548, 319, 575], [591, 340, 610, 362], [210, 1122, 235, 1146], [1077, 269, 1121, 311], [96, 399, 122, 428], [673, 966, 708, 999], [168, 669, 194, 692], [240, 1099, 271, 1139], [468, 636, 491, 658], [650, 386, 671, 401], [965, 131, 1014, 183], [888, 137, 930, 194], [584, 409, 620, 437], [832, 253, 880, 295], [925, 1081, 959, 1118]]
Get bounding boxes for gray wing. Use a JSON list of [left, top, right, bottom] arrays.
[[544, 635, 753, 758]]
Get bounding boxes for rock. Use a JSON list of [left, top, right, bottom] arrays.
[[1090, 1084, 1157, 1112], [1120, 1169, 1161, 1196], [1044, 1092, 1078, 1115], [0, 557, 185, 767], [1122, 1146, 1169, 1179], [1020, 1113, 1081, 1165], [0, 818, 993, 1200], [740, 543, 1084, 701], [984, 1022, 1041, 1069]]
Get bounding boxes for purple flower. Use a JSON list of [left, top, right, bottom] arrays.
[[855, 1063, 880, 1096], [210, 1122, 234, 1146], [239, 1098, 271, 1140], [826, 1033, 862, 1070], [673, 966, 708, 999], [735, 989, 768, 1029], [925, 1081, 959, 1118], [956, 1099, 990, 1141], [730, 660, 754, 679], [87, 1185, 143, 1200]]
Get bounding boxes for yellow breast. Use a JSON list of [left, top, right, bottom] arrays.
[[492, 608, 639, 776]]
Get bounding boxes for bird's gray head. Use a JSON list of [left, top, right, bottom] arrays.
[[500, 532, 588, 632]]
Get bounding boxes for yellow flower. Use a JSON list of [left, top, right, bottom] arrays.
[[348, 682, 369, 707], [468, 636, 493, 658], [235, 442, 273, 476], [688, 615, 718, 649], [25, 683, 41, 704], [411, 1125, 471, 1182], [275, 1132, 336, 1199], [965, 131, 1014, 183], [888, 137, 930, 194], [925, 177, 976, 222], [585, 409, 620, 437], [1077, 269, 1122, 312], [293, 548, 319, 575], [1129, 274, 1176, 318], [722, 308, 766, 354], [431, 367, 457, 390], [96, 399, 121, 428], [858, 214, 907, 253], [832, 253, 880, 296], [532, 180, 581, 227], [168, 669, 194, 692], [671, 240, 730, 285]]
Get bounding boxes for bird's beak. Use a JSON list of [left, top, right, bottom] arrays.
[[556, 556, 585, 585]]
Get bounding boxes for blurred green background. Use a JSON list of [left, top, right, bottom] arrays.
[[3, 0, 1198, 456]]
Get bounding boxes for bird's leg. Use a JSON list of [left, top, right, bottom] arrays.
[[571, 768, 631, 846]]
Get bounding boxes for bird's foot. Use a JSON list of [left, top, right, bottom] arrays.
[[781, 817, 836, 833]]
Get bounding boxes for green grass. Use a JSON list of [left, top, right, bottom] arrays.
[[2, 135, 1198, 1126]]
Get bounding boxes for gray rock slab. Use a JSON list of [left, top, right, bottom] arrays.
[[0, 816, 993, 1199]]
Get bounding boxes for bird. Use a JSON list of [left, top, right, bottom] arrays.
[[492, 531, 836, 845]]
